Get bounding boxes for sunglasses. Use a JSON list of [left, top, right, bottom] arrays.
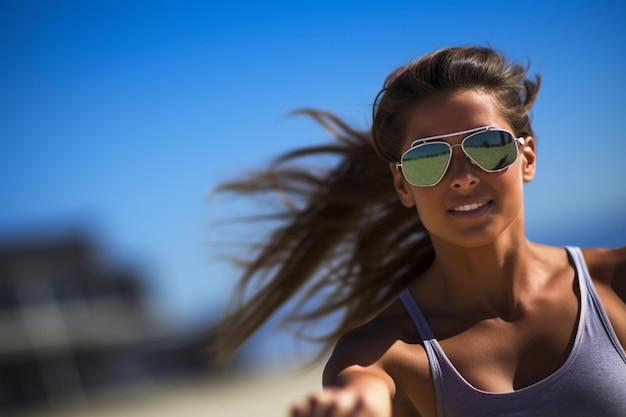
[[396, 126, 525, 186]]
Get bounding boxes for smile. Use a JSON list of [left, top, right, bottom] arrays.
[[451, 202, 490, 212]]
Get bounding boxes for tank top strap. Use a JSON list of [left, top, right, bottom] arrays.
[[565, 246, 589, 301], [566, 245, 626, 363], [400, 290, 435, 341], [399, 290, 445, 417]]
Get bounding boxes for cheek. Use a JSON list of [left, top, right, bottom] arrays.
[[410, 189, 442, 223]]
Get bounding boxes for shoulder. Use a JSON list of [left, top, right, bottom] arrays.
[[324, 299, 419, 382], [582, 246, 626, 301], [323, 298, 434, 415]]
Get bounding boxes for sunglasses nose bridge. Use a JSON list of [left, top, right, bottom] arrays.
[[447, 142, 481, 180], [449, 143, 478, 167]]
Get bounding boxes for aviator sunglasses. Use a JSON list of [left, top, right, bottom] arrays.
[[396, 126, 525, 186]]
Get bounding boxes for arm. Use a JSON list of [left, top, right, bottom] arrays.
[[586, 246, 626, 302], [289, 364, 394, 417], [289, 320, 398, 417], [585, 246, 626, 349], [609, 246, 626, 302]]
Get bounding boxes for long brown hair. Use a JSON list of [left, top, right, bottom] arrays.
[[212, 46, 541, 362]]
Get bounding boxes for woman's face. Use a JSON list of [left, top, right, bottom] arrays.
[[390, 89, 536, 249]]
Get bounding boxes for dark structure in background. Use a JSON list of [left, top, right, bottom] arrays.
[[0, 233, 219, 412]]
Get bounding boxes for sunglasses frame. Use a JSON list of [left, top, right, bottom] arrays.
[[396, 125, 525, 187]]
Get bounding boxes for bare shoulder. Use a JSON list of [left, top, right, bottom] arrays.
[[323, 298, 435, 417], [582, 246, 626, 300], [581, 246, 626, 351], [323, 299, 416, 383]]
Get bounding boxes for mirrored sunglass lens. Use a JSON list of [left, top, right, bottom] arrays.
[[402, 143, 451, 185], [464, 130, 518, 171]]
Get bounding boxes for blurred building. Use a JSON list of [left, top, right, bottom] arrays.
[[0, 233, 216, 413]]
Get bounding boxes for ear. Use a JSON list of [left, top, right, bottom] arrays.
[[389, 162, 416, 207], [520, 136, 536, 183]]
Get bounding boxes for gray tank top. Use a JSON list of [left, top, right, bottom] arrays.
[[400, 246, 626, 417]]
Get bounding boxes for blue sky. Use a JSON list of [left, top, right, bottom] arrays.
[[2, 1, 626, 362]]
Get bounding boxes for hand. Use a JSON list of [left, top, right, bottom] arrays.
[[289, 387, 390, 417]]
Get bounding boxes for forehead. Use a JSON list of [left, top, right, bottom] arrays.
[[409, 125, 493, 147], [403, 90, 509, 145]]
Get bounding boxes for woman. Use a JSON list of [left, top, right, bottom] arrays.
[[214, 47, 626, 416]]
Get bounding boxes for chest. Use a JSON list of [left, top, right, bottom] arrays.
[[436, 308, 579, 392], [392, 292, 580, 399]]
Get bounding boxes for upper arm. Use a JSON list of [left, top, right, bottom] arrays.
[[585, 246, 626, 350], [328, 364, 396, 401], [609, 247, 626, 302], [318, 332, 396, 417], [319, 301, 433, 417], [587, 246, 626, 302], [322, 328, 396, 396], [584, 246, 626, 296]]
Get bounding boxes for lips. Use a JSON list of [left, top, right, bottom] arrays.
[[448, 200, 492, 218]]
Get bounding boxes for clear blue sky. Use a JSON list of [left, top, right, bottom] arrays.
[[2, 0, 626, 362]]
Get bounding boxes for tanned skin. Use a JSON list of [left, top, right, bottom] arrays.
[[289, 91, 626, 417]]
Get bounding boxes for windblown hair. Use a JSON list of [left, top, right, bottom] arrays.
[[212, 46, 541, 362]]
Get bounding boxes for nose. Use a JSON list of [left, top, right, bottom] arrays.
[[448, 144, 479, 189]]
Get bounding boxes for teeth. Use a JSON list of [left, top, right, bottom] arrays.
[[453, 202, 487, 212]]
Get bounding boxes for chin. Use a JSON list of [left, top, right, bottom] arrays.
[[429, 228, 506, 250]]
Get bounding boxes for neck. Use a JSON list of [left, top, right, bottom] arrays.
[[425, 235, 537, 319]]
